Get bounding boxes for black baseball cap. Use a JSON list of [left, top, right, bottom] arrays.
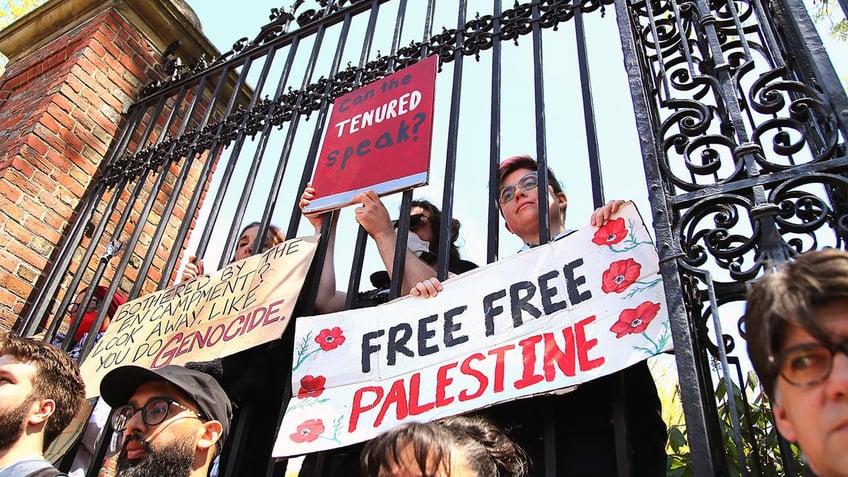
[[100, 365, 233, 444]]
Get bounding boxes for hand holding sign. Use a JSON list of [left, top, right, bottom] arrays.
[[354, 190, 394, 239]]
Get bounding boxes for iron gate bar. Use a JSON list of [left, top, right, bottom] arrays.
[[778, 0, 848, 139], [198, 58, 262, 270], [19, 102, 145, 336], [436, 0, 467, 284], [157, 72, 219, 289], [129, 84, 195, 298], [221, 46, 284, 266], [61, 89, 173, 359], [700, 266, 747, 474], [574, 4, 605, 210], [388, 0, 417, 300], [613, 0, 717, 474], [532, 2, 553, 248], [487, 0, 504, 264]]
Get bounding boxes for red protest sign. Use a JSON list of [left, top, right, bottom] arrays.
[[304, 55, 438, 213]]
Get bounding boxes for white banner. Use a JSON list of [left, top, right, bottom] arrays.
[[273, 203, 671, 456]]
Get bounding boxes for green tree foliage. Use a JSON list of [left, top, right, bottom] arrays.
[[666, 372, 805, 476], [0, 0, 47, 30], [812, 0, 848, 41], [0, 0, 49, 76]]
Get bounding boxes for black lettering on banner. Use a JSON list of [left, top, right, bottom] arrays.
[[417, 314, 439, 356], [483, 289, 507, 337], [362, 330, 385, 373], [539, 270, 568, 314], [444, 305, 468, 347], [563, 258, 592, 305], [387, 323, 414, 365], [510, 281, 540, 327]]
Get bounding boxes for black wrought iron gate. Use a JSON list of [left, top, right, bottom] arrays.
[[16, 0, 847, 475]]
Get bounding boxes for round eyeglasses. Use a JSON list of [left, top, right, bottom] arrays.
[[66, 297, 101, 316], [776, 341, 848, 387], [110, 398, 204, 431], [499, 171, 539, 204]]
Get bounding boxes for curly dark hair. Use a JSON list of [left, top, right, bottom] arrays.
[[411, 199, 462, 266], [361, 414, 529, 477], [0, 332, 85, 449]]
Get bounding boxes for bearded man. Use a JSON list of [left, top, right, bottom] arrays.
[[99, 365, 232, 477], [0, 332, 85, 477]]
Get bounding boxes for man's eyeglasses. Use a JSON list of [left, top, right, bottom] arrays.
[[392, 213, 430, 230], [776, 341, 848, 387], [66, 297, 101, 316], [499, 171, 539, 204], [110, 397, 204, 431]]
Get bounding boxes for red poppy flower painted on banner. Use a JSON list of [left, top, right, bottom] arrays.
[[315, 327, 346, 351], [610, 301, 662, 338], [297, 375, 327, 399], [601, 258, 642, 294], [290, 418, 325, 443], [592, 217, 628, 246]]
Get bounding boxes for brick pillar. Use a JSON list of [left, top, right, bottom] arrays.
[[0, 0, 219, 330]]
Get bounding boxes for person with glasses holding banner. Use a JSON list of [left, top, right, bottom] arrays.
[[98, 364, 232, 477], [410, 155, 667, 476], [743, 248, 848, 477]]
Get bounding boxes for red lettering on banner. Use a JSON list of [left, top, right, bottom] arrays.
[[375, 379, 409, 427], [435, 362, 456, 407], [152, 334, 183, 368], [575, 316, 605, 371], [224, 315, 246, 341], [349, 387, 383, 432], [487, 344, 513, 392], [458, 354, 487, 401], [408, 373, 435, 416], [151, 299, 287, 368], [514, 335, 544, 389], [543, 328, 576, 380], [345, 318, 610, 433]]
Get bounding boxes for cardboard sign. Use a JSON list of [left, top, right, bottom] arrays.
[[80, 236, 318, 398], [45, 397, 96, 463], [273, 203, 671, 456], [304, 55, 438, 213]]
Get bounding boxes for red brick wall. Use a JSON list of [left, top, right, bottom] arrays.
[[0, 9, 187, 330]]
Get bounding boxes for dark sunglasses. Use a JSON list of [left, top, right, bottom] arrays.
[[392, 213, 430, 230]]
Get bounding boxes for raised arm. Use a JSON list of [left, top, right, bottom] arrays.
[[300, 184, 346, 313], [355, 190, 439, 295]]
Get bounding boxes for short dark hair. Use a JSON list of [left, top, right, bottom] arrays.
[[743, 248, 848, 398], [497, 155, 564, 197], [0, 332, 85, 449], [361, 415, 528, 477]]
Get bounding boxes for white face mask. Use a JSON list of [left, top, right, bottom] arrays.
[[406, 231, 430, 257]]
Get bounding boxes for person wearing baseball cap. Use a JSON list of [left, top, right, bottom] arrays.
[[99, 365, 232, 477]]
